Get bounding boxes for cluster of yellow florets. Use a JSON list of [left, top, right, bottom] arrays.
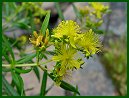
[[51, 20, 101, 85], [90, 2, 109, 19], [77, 2, 109, 34], [29, 29, 49, 51]]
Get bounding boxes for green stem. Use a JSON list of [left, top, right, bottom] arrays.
[[2, 60, 52, 68]]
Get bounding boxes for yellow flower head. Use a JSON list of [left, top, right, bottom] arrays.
[[52, 43, 84, 85], [89, 2, 109, 19], [53, 20, 81, 48], [77, 29, 102, 57], [29, 29, 49, 49], [53, 20, 81, 38]]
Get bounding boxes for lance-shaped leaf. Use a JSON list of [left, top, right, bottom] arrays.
[[14, 67, 32, 74], [40, 66, 47, 96], [2, 35, 15, 61], [16, 53, 36, 64], [11, 70, 24, 96], [48, 73, 80, 95], [33, 66, 40, 82], [41, 11, 50, 36], [2, 75, 19, 96]]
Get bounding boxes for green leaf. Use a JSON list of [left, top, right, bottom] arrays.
[[72, 4, 82, 21], [2, 35, 15, 61], [60, 81, 80, 95], [14, 67, 32, 74], [33, 66, 40, 82], [55, 2, 65, 21], [92, 28, 104, 34], [40, 53, 48, 60], [2, 51, 11, 63], [2, 75, 20, 96], [16, 53, 36, 64], [45, 51, 55, 56], [14, 22, 29, 30], [16, 74, 24, 96], [11, 70, 24, 95], [40, 66, 47, 96], [48, 74, 80, 95], [41, 11, 50, 36]]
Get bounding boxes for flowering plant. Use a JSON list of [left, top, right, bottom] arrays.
[[2, 2, 109, 96]]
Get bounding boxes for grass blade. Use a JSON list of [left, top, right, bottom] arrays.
[[55, 2, 65, 21], [41, 11, 50, 36], [40, 66, 47, 96]]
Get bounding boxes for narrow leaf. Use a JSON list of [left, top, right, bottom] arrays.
[[60, 81, 80, 95], [16, 53, 36, 64], [55, 2, 65, 20], [48, 74, 80, 95], [2, 75, 20, 96], [2, 35, 15, 61], [11, 70, 24, 95], [33, 66, 40, 82], [92, 28, 104, 34], [40, 66, 47, 96], [14, 67, 32, 74], [45, 51, 55, 56], [16, 74, 24, 96], [2, 51, 11, 63], [41, 11, 50, 36]]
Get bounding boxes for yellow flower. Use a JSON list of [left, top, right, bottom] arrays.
[[29, 29, 49, 49], [52, 43, 84, 85], [53, 20, 80, 38], [77, 29, 101, 57], [53, 20, 81, 47], [52, 43, 83, 76], [90, 2, 109, 19]]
